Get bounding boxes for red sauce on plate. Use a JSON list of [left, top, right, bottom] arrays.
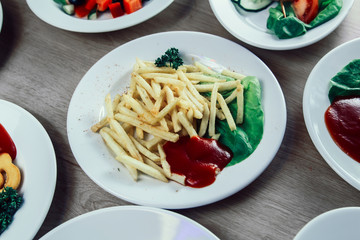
[[0, 123, 17, 160], [324, 96, 360, 163], [163, 136, 233, 188]]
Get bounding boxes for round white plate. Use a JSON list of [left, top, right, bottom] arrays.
[[294, 207, 360, 240], [209, 0, 354, 50], [0, 2, 3, 32], [303, 38, 360, 190], [0, 99, 57, 239], [67, 31, 286, 209], [26, 0, 173, 33], [40, 206, 219, 240]]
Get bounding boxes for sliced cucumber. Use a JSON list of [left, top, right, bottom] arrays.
[[54, 0, 68, 5], [88, 8, 98, 20], [238, 0, 273, 12], [62, 4, 74, 15]]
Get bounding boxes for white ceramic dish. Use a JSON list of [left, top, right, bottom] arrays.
[[209, 0, 354, 50], [303, 38, 360, 190], [0, 2, 3, 32], [0, 99, 57, 239], [40, 205, 219, 240], [67, 31, 286, 209], [294, 207, 360, 240], [26, 0, 173, 33]]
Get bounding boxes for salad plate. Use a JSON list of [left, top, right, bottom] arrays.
[[303, 38, 360, 190], [26, 0, 173, 33], [0, 99, 57, 239], [40, 206, 219, 239], [209, 0, 354, 50], [294, 207, 360, 240], [67, 31, 286, 209]]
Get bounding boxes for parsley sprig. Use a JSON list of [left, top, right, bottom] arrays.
[[155, 48, 184, 70], [0, 187, 23, 235]]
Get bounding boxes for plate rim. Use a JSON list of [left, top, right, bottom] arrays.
[[294, 207, 360, 240], [0, 99, 57, 240], [66, 30, 287, 209], [26, 0, 174, 33], [39, 205, 220, 239], [209, 0, 354, 50], [0, 2, 3, 32], [302, 37, 360, 191]]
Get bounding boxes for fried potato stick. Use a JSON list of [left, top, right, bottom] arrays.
[[236, 84, 244, 124], [209, 83, 219, 137], [177, 111, 197, 137], [217, 93, 236, 131], [115, 113, 179, 142], [109, 119, 143, 162], [194, 80, 240, 92], [116, 154, 168, 182], [99, 128, 138, 180]]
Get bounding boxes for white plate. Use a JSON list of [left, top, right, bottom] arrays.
[[0, 2, 3, 32], [303, 38, 360, 190], [67, 31, 286, 209], [40, 205, 219, 240], [26, 0, 173, 33], [294, 207, 360, 240], [0, 99, 57, 239], [209, 0, 354, 50]]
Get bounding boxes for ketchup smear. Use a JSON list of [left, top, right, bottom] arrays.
[[0, 123, 17, 160], [325, 96, 360, 163], [163, 136, 233, 188]]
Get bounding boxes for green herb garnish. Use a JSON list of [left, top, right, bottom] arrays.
[[155, 48, 184, 70], [0, 187, 23, 235]]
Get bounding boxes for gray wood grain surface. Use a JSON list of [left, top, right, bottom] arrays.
[[1, 1, 360, 239]]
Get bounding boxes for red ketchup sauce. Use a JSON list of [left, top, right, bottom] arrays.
[[324, 96, 360, 163], [163, 136, 233, 188], [0, 123, 17, 160]]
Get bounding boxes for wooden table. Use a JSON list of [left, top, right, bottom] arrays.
[[1, 1, 359, 239]]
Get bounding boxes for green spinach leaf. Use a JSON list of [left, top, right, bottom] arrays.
[[266, 0, 342, 39], [216, 76, 264, 166], [310, 0, 342, 27], [328, 59, 360, 103]]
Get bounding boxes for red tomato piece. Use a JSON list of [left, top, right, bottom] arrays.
[[292, 0, 319, 24], [85, 0, 97, 11], [123, 0, 142, 14], [96, 0, 112, 12], [75, 5, 91, 18], [109, 2, 124, 18]]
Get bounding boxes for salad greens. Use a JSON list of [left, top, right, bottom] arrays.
[[328, 59, 360, 103], [267, 0, 343, 39], [216, 76, 264, 166], [0, 187, 23, 235], [201, 74, 264, 166]]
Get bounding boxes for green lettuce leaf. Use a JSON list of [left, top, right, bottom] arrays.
[[328, 59, 360, 103], [216, 76, 264, 166]]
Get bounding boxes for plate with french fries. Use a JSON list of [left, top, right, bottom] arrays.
[[67, 31, 286, 209]]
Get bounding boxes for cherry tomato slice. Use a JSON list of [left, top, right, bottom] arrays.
[[292, 0, 319, 24]]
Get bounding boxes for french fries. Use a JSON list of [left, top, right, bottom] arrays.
[[91, 58, 246, 185]]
